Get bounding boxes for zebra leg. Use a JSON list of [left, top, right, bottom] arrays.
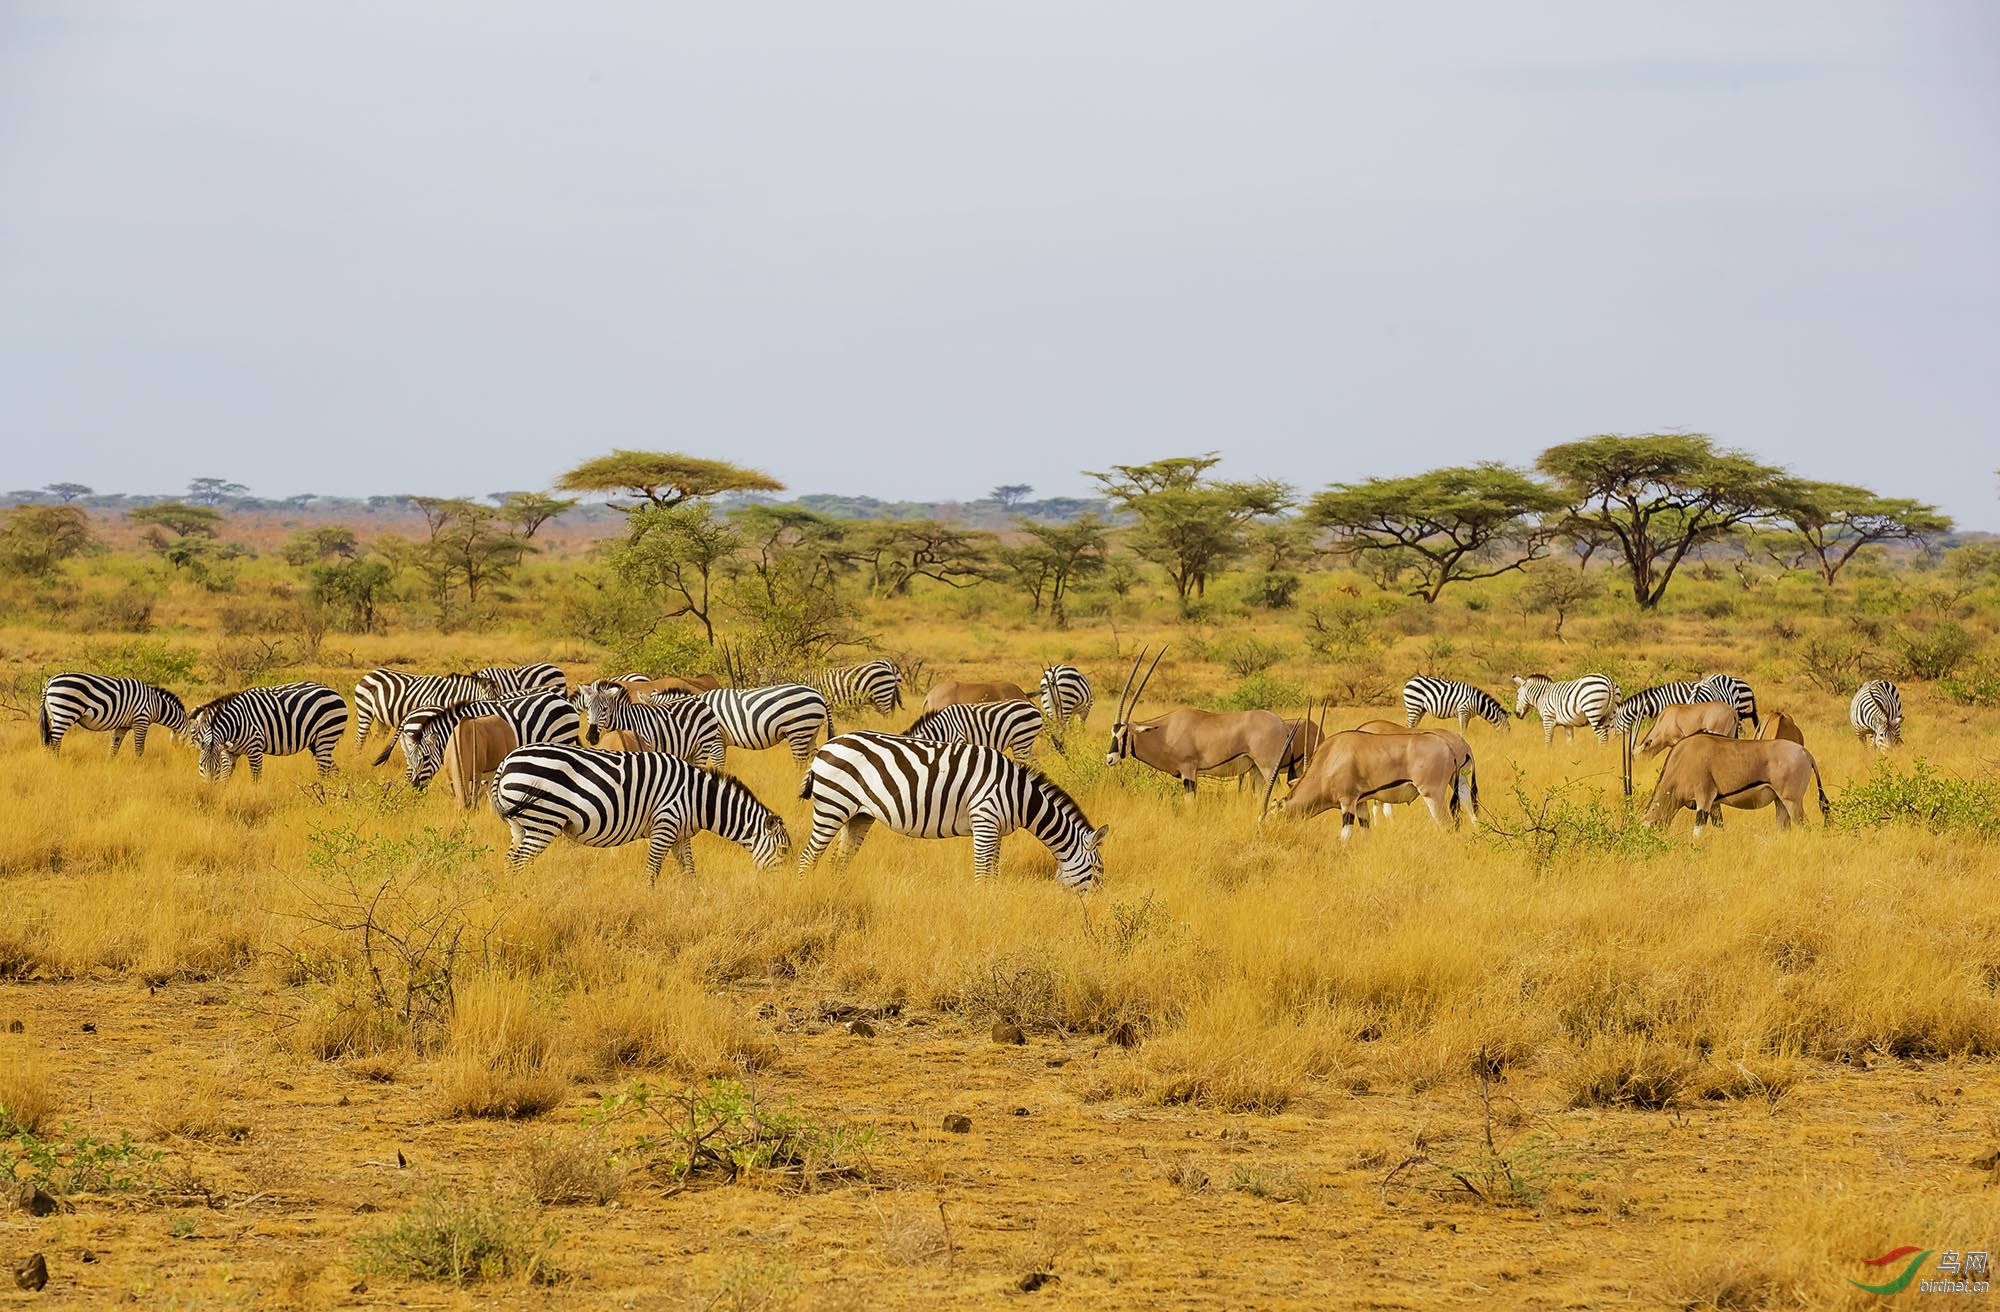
[[353, 713, 373, 752], [971, 815, 1002, 880], [314, 743, 338, 776], [1542, 715, 1556, 746], [109, 727, 128, 757], [789, 730, 817, 765], [835, 816, 874, 866], [506, 820, 555, 873], [132, 718, 151, 758], [796, 806, 844, 873], [1407, 708, 1423, 729]]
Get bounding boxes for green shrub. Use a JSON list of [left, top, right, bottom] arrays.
[[1939, 661, 2000, 708], [357, 1186, 560, 1286], [90, 639, 200, 688], [1892, 622, 1976, 681], [0, 1118, 162, 1195], [1834, 759, 2000, 839], [1248, 571, 1301, 610], [584, 1078, 873, 1192], [1482, 782, 1674, 864], [1206, 672, 1310, 713]]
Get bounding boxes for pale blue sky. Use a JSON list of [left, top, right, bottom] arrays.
[[2, 3, 1995, 524]]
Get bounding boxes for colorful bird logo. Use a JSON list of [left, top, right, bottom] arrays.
[[1849, 1246, 1934, 1295]]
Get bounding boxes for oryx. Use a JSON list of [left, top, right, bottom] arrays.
[[1104, 647, 1294, 797]]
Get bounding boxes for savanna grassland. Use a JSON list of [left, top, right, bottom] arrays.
[[3, 527, 1999, 1310]]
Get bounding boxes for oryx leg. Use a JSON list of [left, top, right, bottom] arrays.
[[1421, 789, 1451, 827]]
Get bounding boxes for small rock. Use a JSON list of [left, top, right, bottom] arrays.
[[846, 1020, 875, 1038], [14, 1252, 48, 1292], [1012, 1107, 1031, 1117], [5, 1019, 22, 1034], [1017, 1270, 1058, 1292], [1107, 1021, 1140, 1048], [991, 1021, 1027, 1045], [13, 1184, 57, 1217], [80, 1022, 96, 1034], [74, 1251, 95, 1265], [942, 1114, 972, 1134]]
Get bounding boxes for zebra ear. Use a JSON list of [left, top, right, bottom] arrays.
[[1089, 824, 1110, 845], [1511, 676, 1525, 686]]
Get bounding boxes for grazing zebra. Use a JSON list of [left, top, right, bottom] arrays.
[[491, 745, 789, 882], [1512, 673, 1619, 745], [903, 700, 1044, 763], [696, 685, 833, 763], [474, 663, 566, 698], [388, 693, 582, 788], [808, 659, 903, 715], [352, 669, 496, 753], [1037, 665, 1093, 748], [1612, 681, 1703, 734], [1401, 676, 1508, 733], [190, 682, 348, 781], [1694, 674, 1759, 734], [797, 732, 1106, 887], [39, 673, 189, 757], [1851, 679, 1903, 750], [576, 682, 726, 768]]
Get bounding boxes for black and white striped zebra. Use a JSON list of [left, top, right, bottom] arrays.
[[352, 669, 497, 752], [1512, 673, 1619, 745], [577, 682, 726, 768], [808, 659, 903, 715], [1611, 681, 1703, 734], [39, 673, 189, 757], [1037, 665, 1093, 748], [1694, 674, 1759, 734], [1851, 679, 1903, 750], [387, 692, 583, 788], [475, 663, 566, 698], [696, 685, 833, 763], [491, 745, 789, 882], [797, 732, 1106, 887], [1401, 676, 1508, 733], [903, 700, 1043, 763], [190, 682, 348, 781]]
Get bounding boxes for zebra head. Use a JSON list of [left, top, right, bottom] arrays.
[[712, 774, 791, 869], [578, 682, 624, 745], [1055, 821, 1109, 890], [397, 710, 449, 788], [193, 722, 233, 781], [1512, 675, 1550, 719], [156, 689, 192, 742]]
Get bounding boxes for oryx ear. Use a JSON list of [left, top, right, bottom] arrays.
[[1090, 824, 1110, 845], [1130, 724, 1159, 734]]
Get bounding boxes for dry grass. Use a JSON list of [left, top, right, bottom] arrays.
[[0, 1035, 57, 1133]]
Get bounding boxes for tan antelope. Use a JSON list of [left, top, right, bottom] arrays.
[[1758, 711, 1805, 747], [1644, 733, 1829, 836], [443, 715, 518, 810], [1351, 719, 1480, 826], [921, 679, 1032, 713], [1264, 728, 1466, 839], [1104, 647, 1294, 797], [1636, 701, 1739, 758]]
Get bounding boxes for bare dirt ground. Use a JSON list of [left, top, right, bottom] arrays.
[[6, 977, 1997, 1310]]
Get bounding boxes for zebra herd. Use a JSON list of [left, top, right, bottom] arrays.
[[34, 658, 1913, 885]]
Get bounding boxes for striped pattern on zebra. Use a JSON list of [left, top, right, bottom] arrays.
[[1611, 681, 1703, 734], [39, 673, 189, 757], [190, 682, 348, 781], [696, 685, 833, 763], [1037, 665, 1093, 748], [492, 744, 789, 881], [1850, 679, 1902, 750], [389, 693, 582, 788], [352, 669, 496, 751], [808, 659, 903, 715], [577, 682, 726, 768], [1512, 673, 1619, 745], [1694, 674, 1759, 734], [1401, 676, 1508, 733], [903, 700, 1043, 763], [475, 663, 566, 698], [797, 732, 1106, 886]]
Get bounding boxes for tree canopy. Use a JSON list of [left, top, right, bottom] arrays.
[[1089, 454, 1292, 603], [127, 502, 224, 540], [555, 450, 784, 510], [1307, 464, 1565, 602], [1536, 433, 1788, 609], [0, 504, 98, 577], [1766, 480, 1950, 585]]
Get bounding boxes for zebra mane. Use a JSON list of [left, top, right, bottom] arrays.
[[156, 687, 189, 716], [1025, 765, 1089, 821], [1521, 672, 1552, 683], [903, 707, 947, 735], [188, 689, 254, 721]]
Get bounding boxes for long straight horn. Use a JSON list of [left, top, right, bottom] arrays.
[[1114, 647, 1147, 722], [1127, 645, 1167, 719], [1262, 714, 1304, 820]]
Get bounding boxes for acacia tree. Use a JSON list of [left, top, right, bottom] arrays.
[[838, 520, 995, 598], [1003, 516, 1108, 627], [610, 504, 741, 644], [187, 477, 247, 506], [556, 450, 783, 510], [0, 505, 98, 578], [1087, 454, 1292, 603], [1536, 434, 1788, 610], [127, 502, 224, 569], [1766, 480, 1950, 585], [1306, 464, 1565, 603], [44, 483, 92, 503], [495, 491, 579, 539]]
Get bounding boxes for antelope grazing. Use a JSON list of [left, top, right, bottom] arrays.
[[1644, 734, 1829, 836], [921, 679, 1032, 713], [1104, 647, 1294, 797], [1350, 719, 1480, 826], [1636, 702, 1738, 758], [1759, 712, 1806, 747], [1264, 728, 1467, 840]]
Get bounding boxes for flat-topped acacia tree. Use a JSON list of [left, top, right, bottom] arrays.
[[554, 450, 784, 511]]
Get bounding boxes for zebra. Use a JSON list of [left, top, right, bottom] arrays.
[[1512, 673, 1619, 745], [190, 682, 348, 781], [1037, 665, 1093, 749], [1694, 673, 1759, 734], [39, 673, 189, 757], [902, 700, 1043, 763], [1611, 681, 1703, 735], [352, 669, 497, 753], [387, 692, 582, 788], [808, 659, 903, 715], [696, 685, 833, 763], [797, 732, 1106, 887], [576, 681, 726, 768], [1851, 679, 1903, 750], [1401, 676, 1508, 733], [491, 745, 789, 882], [474, 663, 566, 698]]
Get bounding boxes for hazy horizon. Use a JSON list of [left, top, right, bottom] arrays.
[[4, 4, 1996, 526]]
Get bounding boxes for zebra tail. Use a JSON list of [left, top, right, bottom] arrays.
[[369, 735, 399, 768], [798, 771, 815, 801], [37, 698, 51, 748], [493, 780, 553, 821]]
